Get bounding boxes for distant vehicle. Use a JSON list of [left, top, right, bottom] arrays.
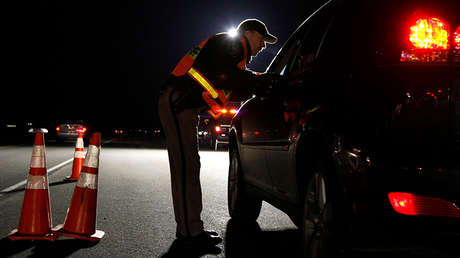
[[198, 102, 241, 150], [227, 0, 460, 257], [214, 102, 241, 150], [55, 121, 89, 143], [198, 114, 215, 149]]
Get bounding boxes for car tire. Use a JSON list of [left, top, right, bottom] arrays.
[[228, 146, 262, 221], [301, 163, 343, 258]]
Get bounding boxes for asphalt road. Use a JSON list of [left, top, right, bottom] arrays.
[[1, 136, 459, 258], [0, 137, 299, 257]]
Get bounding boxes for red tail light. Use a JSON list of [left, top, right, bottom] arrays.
[[455, 26, 460, 50], [410, 18, 450, 50], [388, 192, 417, 215], [388, 192, 460, 218], [220, 109, 228, 114], [401, 17, 451, 62], [230, 109, 237, 114], [56, 126, 61, 132], [215, 126, 221, 132], [77, 127, 87, 133]]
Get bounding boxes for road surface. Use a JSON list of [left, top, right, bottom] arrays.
[[1, 137, 459, 257], [0, 138, 299, 257]]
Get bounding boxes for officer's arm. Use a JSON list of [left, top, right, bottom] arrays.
[[219, 40, 263, 89]]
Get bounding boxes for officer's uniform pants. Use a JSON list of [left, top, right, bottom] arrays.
[[158, 85, 204, 238]]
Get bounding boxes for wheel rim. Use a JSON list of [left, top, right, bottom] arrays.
[[303, 172, 332, 258], [228, 152, 239, 212]]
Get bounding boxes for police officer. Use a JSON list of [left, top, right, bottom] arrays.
[[158, 18, 277, 250]]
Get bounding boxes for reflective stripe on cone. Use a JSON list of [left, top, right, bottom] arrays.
[[66, 133, 86, 181]]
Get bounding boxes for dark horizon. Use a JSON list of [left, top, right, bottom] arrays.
[[3, 0, 324, 130]]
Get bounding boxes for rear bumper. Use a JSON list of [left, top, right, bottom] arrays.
[[345, 164, 460, 235], [56, 132, 85, 139]]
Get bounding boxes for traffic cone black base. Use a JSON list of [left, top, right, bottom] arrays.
[[8, 229, 56, 241], [52, 224, 104, 242]]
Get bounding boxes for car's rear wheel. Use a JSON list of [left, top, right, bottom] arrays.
[[228, 146, 262, 221], [302, 167, 342, 258]]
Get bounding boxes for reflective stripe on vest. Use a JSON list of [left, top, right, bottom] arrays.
[[187, 67, 219, 98], [171, 35, 249, 116], [171, 36, 215, 77]]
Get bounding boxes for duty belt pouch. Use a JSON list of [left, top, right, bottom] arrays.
[[170, 90, 189, 114]]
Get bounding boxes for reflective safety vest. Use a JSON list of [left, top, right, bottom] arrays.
[[172, 34, 248, 118]]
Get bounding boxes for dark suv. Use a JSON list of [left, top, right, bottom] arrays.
[[198, 102, 241, 150], [228, 0, 460, 257], [214, 102, 241, 150]]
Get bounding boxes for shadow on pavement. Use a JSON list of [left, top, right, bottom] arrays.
[[0, 179, 76, 196], [160, 239, 222, 258], [0, 238, 97, 258], [225, 219, 301, 258], [49, 179, 77, 187], [0, 238, 35, 257]]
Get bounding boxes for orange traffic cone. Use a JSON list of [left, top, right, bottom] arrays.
[[8, 132, 56, 241], [53, 132, 105, 241], [66, 132, 85, 181]]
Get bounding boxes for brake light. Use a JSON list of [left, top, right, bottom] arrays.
[[455, 26, 460, 50], [388, 192, 460, 218], [56, 126, 60, 132], [388, 192, 417, 215], [230, 109, 237, 114], [215, 126, 221, 132], [410, 18, 450, 49], [77, 127, 87, 133], [220, 109, 228, 114], [401, 17, 450, 63]]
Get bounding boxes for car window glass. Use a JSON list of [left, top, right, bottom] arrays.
[[270, 30, 305, 75], [287, 4, 334, 78]]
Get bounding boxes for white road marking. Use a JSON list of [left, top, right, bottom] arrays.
[[0, 158, 74, 194]]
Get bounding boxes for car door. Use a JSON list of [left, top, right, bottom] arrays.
[[262, 1, 336, 203], [237, 96, 276, 192], [237, 17, 311, 193]]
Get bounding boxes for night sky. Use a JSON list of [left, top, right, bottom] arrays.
[[4, 0, 324, 130]]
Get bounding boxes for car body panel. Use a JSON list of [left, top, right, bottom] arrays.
[[230, 0, 460, 233]]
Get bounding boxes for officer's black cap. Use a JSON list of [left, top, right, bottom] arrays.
[[237, 19, 277, 44]]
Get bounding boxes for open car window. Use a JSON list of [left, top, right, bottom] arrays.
[[287, 4, 334, 80]]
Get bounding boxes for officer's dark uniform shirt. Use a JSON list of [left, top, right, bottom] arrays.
[[166, 33, 258, 110]]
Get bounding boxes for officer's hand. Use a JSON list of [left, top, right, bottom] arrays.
[[258, 73, 285, 87], [251, 73, 286, 97]]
